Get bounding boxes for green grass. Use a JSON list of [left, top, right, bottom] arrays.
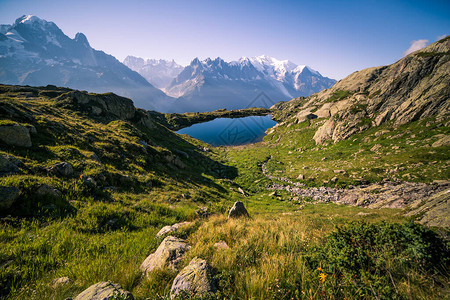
[[0, 84, 448, 299]]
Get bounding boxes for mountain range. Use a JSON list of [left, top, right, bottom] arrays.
[[0, 15, 172, 110], [0, 15, 335, 113]]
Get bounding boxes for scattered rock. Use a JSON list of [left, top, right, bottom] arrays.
[[331, 177, 339, 183], [297, 174, 305, 180], [156, 222, 192, 238], [269, 191, 278, 197], [80, 174, 96, 186], [90, 152, 101, 163], [0, 123, 32, 147], [238, 187, 248, 197], [51, 277, 71, 288], [48, 162, 73, 177], [432, 135, 450, 147], [196, 206, 211, 218], [74, 281, 134, 300], [370, 144, 382, 152], [228, 201, 250, 219], [36, 184, 62, 198], [140, 236, 190, 275], [0, 186, 20, 209], [333, 169, 346, 174], [170, 257, 216, 299], [213, 240, 230, 250]]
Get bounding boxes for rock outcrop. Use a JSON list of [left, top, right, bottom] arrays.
[[140, 236, 190, 275], [170, 257, 216, 299], [273, 37, 450, 145], [0, 155, 21, 175], [74, 281, 134, 300], [57, 90, 135, 120], [0, 123, 32, 147], [228, 201, 250, 219]]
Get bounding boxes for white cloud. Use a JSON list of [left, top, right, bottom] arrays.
[[403, 39, 429, 56], [437, 34, 447, 41]]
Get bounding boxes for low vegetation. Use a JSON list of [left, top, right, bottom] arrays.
[[0, 84, 448, 299]]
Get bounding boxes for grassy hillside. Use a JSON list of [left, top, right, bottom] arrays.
[[0, 82, 448, 299]]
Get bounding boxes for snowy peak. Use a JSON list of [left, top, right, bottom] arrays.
[[122, 56, 183, 89]]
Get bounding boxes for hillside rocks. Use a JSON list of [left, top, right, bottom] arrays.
[[0, 186, 20, 209], [156, 222, 192, 237], [228, 201, 250, 219], [0, 123, 32, 147], [74, 281, 134, 300], [140, 236, 190, 275], [274, 37, 450, 145], [50, 277, 71, 288], [57, 91, 135, 120], [170, 257, 216, 299]]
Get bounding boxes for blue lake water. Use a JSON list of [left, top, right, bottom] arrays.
[[177, 115, 277, 146]]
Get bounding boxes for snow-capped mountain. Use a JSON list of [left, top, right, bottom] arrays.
[[165, 55, 336, 112], [0, 15, 173, 110], [123, 56, 183, 89]]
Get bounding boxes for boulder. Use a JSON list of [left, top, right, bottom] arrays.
[[228, 201, 250, 219], [0, 155, 21, 175], [0, 186, 20, 209], [36, 184, 62, 198], [48, 162, 73, 177], [170, 257, 216, 299], [140, 236, 190, 275], [432, 135, 450, 148], [156, 222, 192, 238], [74, 281, 134, 300], [0, 123, 32, 147]]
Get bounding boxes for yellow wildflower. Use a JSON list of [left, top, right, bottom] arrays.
[[319, 272, 327, 283]]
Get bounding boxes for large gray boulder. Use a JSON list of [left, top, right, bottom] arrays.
[[228, 201, 250, 219], [36, 184, 63, 198], [74, 281, 133, 300], [0, 186, 20, 209], [170, 257, 216, 299], [156, 222, 192, 238], [0, 123, 32, 147], [140, 236, 190, 276]]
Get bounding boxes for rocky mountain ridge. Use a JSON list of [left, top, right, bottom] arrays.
[[273, 36, 449, 145]]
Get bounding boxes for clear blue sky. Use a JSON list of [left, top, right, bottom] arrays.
[[1, 0, 448, 79]]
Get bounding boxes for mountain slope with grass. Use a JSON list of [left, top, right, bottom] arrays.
[[0, 37, 449, 300]]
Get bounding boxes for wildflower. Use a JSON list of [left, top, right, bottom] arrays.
[[319, 272, 327, 283], [317, 267, 322, 271]]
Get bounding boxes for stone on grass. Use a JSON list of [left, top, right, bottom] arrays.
[[0, 123, 32, 147], [74, 281, 133, 300], [156, 222, 192, 238], [170, 257, 216, 299], [0, 186, 20, 209], [228, 201, 250, 219], [213, 240, 230, 250], [48, 162, 73, 177], [36, 184, 62, 198], [51, 277, 71, 288], [140, 236, 190, 275]]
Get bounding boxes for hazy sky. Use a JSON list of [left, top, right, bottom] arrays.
[[1, 0, 448, 79]]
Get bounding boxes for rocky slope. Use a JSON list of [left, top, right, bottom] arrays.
[[273, 36, 449, 145]]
